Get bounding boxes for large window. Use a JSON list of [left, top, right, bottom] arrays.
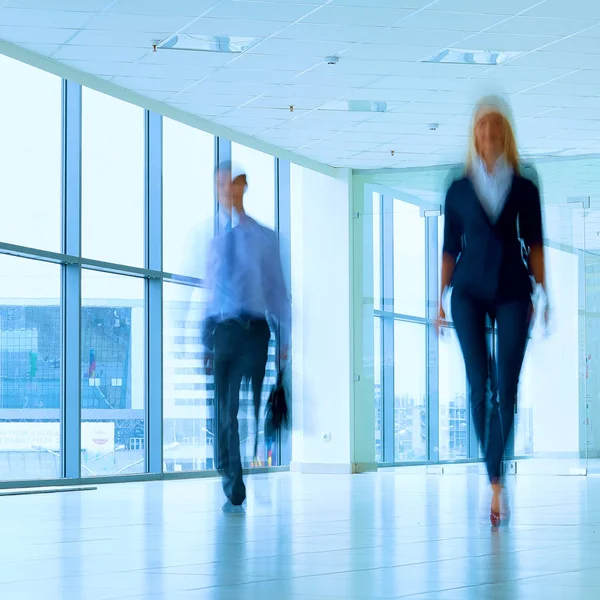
[[80, 271, 145, 477], [0, 53, 290, 486], [394, 321, 427, 462], [0, 56, 61, 252], [163, 118, 215, 277], [438, 328, 468, 461], [0, 256, 61, 481], [82, 88, 145, 267]]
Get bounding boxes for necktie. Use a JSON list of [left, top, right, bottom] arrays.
[[224, 221, 236, 278]]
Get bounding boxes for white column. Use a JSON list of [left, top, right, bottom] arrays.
[[290, 166, 375, 474]]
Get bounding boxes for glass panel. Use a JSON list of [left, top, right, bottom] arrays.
[[163, 282, 214, 472], [393, 200, 425, 317], [438, 327, 468, 461], [517, 243, 586, 473], [82, 88, 145, 266], [394, 321, 427, 462], [374, 316, 382, 463], [231, 143, 275, 229], [0, 56, 61, 252], [0, 256, 61, 481], [163, 118, 215, 276], [373, 192, 381, 311], [514, 159, 588, 474], [586, 252, 600, 474], [81, 271, 145, 476]]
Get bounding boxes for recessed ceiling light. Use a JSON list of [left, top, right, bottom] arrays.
[[320, 100, 388, 113], [424, 48, 523, 66], [158, 34, 261, 54]]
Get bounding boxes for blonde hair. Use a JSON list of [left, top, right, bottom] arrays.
[[467, 96, 520, 174]]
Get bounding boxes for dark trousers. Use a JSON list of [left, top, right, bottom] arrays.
[[451, 292, 531, 483], [213, 318, 270, 505]]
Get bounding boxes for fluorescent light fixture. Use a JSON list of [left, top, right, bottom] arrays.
[[158, 34, 261, 54], [320, 100, 388, 112], [424, 48, 523, 66]]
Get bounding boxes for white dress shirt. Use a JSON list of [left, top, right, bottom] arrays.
[[471, 155, 513, 223]]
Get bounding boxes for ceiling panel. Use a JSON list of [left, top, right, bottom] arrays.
[[340, 43, 437, 61], [275, 23, 382, 43], [5, 0, 112, 9], [204, 67, 294, 84], [112, 75, 194, 92], [0, 7, 92, 28], [52, 45, 148, 62], [301, 6, 415, 27], [289, 70, 380, 88], [139, 50, 232, 67], [205, 0, 314, 22], [182, 18, 286, 37], [488, 16, 593, 37], [106, 0, 219, 17], [397, 10, 505, 32], [538, 36, 600, 55], [117, 62, 217, 80], [84, 13, 192, 32], [508, 51, 600, 69], [0, 25, 76, 44], [523, 0, 600, 19], [69, 30, 169, 48], [329, 0, 431, 7], [458, 32, 561, 52], [244, 95, 327, 110], [310, 59, 406, 76], [248, 37, 349, 57], [60, 59, 133, 76], [17, 42, 61, 56], [426, 0, 541, 14], [226, 53, 321, 72], [471, 65, 577, 83], [365, 27, 469, 47]]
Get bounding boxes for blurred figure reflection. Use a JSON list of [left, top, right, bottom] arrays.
[[438, 96, 549, 527], [204, 161, 290, 512]]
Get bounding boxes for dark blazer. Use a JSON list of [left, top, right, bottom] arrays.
[[443, 173, 543, 302]]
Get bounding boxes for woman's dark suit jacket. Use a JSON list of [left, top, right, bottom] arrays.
[[443, 173, 543, 302]]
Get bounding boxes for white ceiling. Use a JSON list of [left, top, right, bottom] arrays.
[[3, 0, 600, 170]]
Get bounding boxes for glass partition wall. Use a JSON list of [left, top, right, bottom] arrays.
[[0, 54, 291, 485], [362, 157, 598, 474]]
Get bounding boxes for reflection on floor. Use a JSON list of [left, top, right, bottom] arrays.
[[1, 471, 599, 599]]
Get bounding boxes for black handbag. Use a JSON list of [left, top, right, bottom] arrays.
[[264, 368, 289, 442]]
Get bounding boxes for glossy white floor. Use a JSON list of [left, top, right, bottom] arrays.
[[1, 470, 600, 600]]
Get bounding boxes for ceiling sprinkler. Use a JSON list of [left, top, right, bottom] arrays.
[[325, 55, 340, 65]]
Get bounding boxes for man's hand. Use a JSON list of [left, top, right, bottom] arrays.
[[280, 345, 289, 361], [203, 351, 214, 374]]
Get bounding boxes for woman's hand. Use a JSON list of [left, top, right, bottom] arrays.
[[436, 305, 447, 335]]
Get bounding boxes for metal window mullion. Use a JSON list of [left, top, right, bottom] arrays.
[[426, 217, 439, 463], [212, 136, 231, 464], [277, 158, 291, 466], [62, 80, 82, 480], [381, 194, 395, 463], [146, 110, 163, 474]]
